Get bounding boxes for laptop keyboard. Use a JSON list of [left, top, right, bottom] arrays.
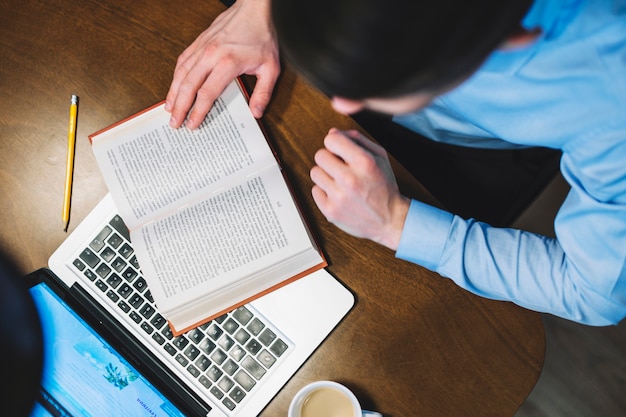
[[70, 214, 292, 413]]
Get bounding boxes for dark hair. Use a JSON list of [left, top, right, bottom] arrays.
[[0, 253, 44, 416], [272, 0, 533, 99]]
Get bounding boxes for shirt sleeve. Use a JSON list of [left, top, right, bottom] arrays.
[[396, 198, 626, 325]]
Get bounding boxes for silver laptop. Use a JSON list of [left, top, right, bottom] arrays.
[[38, 193, 354, 416]]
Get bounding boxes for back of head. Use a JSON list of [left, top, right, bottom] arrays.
[[272, 0, 533, 99], [0, 253, 43, 416]]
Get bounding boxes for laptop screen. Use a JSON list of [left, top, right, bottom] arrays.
[[29, 281, 186, 417]]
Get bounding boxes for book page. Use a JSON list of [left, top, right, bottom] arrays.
[[131, 165, 321, 311], [91, 81, 276, 229]]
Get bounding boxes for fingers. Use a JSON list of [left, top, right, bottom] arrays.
[[319, 129, 382, 181], [165, 45, 202, 126], [165, 49, 280, 128], [328, 128, 387, 158], [248, 63, 280, 118], [186, 61, 239, 129]]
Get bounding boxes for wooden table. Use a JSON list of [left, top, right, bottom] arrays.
[[0, 1, 545, 416]]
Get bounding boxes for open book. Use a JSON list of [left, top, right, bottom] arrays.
[[90, 79, 326, 336]]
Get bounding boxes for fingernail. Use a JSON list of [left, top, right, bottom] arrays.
[[169, 116, 177, 127], [164, 101, 172, 112]]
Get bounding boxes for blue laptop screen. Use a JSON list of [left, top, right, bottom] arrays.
[[29, 282, 186, 417]]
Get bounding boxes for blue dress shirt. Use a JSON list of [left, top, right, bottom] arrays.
[[394, 0, 626, 325]]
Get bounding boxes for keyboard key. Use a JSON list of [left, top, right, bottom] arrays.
[[89, 226, 112, 252], [130, 255, 141, 270], [242, 356, 266, 380], [270, 339, 289, 357], [223, 318, 239, 334], [152, 332, 165, 345], [118, 300, 130, 313], [199, 375, 212, 389], [139, 304, 155, 319], [229, 346, 246, 362], [207, 365, 223, 382], [175, 354, 189, 367], [222, 397, 236, 411], [218, 335, 235, 351], [223, 359, 238, 376], [122, 267, 138, 282], [234, 328, 250, 344], [209, 386, 224, 399], [234, 369, 256, 391], [95, 263, 112, 279], [79, 248, 100, 268], [133, 277, 147, 292], [73, 258, 86, 271], [111, 256, 127, 273], [163, 343, 176, 356], [247, 318, 265, 336], [83, 269, 97, 281], [129, 293, 144, 309], [188, 329, 205, 344], [106, 273, 122, 289], [140, 322, 154, 335], [245, 339, 262, 355], [100, 246, 116, 263], [187, 364, 200, 378], [129, 311, 142, 324], [199, 339, 216, 355], [218, 376, 234, 393], [206, 323, 223, 341], [95, 280, 107, 292], [258, 328, 276, 346], [257, 349, 277, 369], [184, 345, 200, 361], [233, 306, 253, 325], [173, 336, 189, 350], [107, 232, 123, 249], [229, 386, 246, 403], [161, 326, 174, 340], [117, 283, 132, 299], [195, 355, 211, 372], [119, 243, 133, 259], [109, 215, 130, 241], [150, 314, 167, 330], [211, 349, 227, 365], [106, 290, 119, 303]]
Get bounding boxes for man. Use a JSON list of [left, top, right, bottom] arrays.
[[165, 0, 626, 325]]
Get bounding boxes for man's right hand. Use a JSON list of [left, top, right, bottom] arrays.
[[165, 0, 280, 129]]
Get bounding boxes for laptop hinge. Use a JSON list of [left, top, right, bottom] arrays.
[[68, 282, 212, 417]]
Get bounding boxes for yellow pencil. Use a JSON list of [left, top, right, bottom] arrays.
[[63, 94, 78, 231]]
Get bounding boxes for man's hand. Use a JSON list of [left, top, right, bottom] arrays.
[[165, 0, 280, 129], [310, 129, 410, 250]]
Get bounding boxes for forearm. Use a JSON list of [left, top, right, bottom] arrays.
[[397, 199, 626, 325]]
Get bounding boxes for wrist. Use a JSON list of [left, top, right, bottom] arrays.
[[379, 195, 411, 251]]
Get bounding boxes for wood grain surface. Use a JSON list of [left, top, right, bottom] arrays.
[[0, 1, 544, 416]]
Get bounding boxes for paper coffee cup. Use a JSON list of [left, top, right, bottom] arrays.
[[288, 380, 383, 417]]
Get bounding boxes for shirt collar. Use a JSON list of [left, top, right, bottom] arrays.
[[474, 0, 583, 74]]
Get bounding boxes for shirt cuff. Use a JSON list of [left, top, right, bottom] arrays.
[[395, 199, 454, 271]]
